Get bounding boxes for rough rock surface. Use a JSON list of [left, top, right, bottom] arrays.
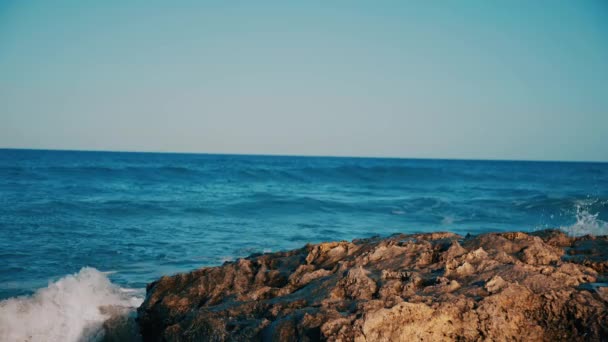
[[137, 230, 608, 341]]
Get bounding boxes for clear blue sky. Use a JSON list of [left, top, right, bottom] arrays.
[[1, 1, 607, 161]]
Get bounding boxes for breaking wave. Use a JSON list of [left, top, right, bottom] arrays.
[[0, 268, 143, 342], [560, 199, 608, 236]]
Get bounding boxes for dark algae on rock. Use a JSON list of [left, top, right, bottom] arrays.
[[137, 230, 608, 341]]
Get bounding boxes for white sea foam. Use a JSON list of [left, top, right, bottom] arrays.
[[441, 215, 456, 225], [0, 267, 143, 342], [560, 199, 608, 237], [220, 256, 234, 263]]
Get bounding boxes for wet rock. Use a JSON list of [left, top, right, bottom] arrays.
[[99, 305, 142, 342], [138, 229, 608, 341]]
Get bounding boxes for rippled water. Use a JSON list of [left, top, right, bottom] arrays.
[[1, 149, 607, 301]]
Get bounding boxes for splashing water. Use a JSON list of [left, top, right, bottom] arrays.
[[0, 268, 143, 342], [561, 199, 608, 237]]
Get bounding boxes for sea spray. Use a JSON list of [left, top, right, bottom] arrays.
[[561, 199, 608, 236], [0, 267, 143, 342]]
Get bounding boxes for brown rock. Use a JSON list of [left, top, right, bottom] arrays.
[[137, 230, 608, 341]]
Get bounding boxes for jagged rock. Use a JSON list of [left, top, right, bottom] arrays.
[[100, 305, 142, 342], [484, 275, 507, 294], [137, 230, 608, 341]]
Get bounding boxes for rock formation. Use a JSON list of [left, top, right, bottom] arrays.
[[137, 230, 608, 341]]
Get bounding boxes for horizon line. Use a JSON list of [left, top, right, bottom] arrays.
[[1, 147, 607, 164]]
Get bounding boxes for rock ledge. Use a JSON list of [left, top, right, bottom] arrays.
[[138, 230, 608, 341]]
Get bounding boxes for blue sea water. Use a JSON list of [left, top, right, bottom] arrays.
[[0, 149, 607, 304]]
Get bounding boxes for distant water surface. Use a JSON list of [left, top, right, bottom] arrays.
[[1, 149, 607, 300]]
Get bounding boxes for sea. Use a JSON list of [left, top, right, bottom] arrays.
[[0, 149, 607, 341]]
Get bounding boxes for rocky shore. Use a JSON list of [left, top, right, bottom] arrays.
[[137, 230, 607, 341]]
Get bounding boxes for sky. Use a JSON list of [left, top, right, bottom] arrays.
[[1, 1, 607, 161]]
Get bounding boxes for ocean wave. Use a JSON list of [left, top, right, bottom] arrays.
[[293, 164, 454, 183], [217, 191, 409, 217], [0, 165, 206, 183], [0, 268, 143, 342], [560, 199, 608, 236], [8, 161, 604, 189]]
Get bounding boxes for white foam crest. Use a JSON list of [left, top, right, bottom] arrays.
[[0, 267, 143, 342], [441, 215, 456, 225], [561, 199, 608, 237]]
